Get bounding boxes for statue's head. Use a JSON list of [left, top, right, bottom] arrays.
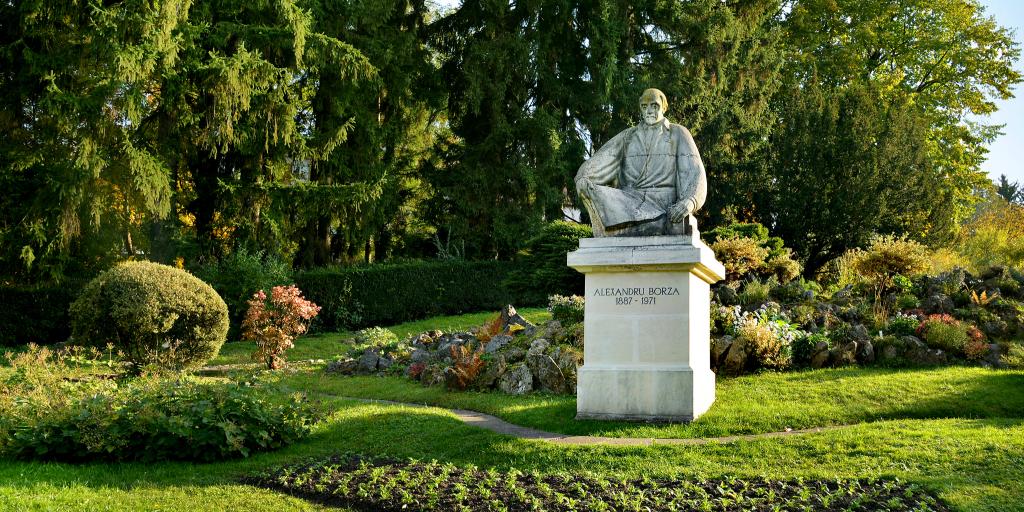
[[639, 88, 668, 126]]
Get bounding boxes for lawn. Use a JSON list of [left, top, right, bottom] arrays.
[[2, 308, 1023, 511]]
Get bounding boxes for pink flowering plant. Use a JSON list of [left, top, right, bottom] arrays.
[[241, 285, 321, 369]]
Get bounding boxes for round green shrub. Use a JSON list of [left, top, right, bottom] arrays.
[[70, 261, 229, 372]]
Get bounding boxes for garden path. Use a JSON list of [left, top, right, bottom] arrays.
[[338, 396, 849, 446]]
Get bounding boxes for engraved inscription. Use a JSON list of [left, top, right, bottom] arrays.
[[594, 286, 678, 307]]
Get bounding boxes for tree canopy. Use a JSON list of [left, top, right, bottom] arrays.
[[0, 0, 1019, 281]]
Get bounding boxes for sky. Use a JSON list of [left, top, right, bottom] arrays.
[[978, 0, 1024, 186]]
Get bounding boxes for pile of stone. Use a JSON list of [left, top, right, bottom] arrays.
[[326, 305, 583, 396]]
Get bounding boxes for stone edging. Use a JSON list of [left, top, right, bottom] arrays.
[[336, 396, 849, 446]]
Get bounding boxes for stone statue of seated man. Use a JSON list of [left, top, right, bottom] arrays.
[[575, 88, 707, 237]]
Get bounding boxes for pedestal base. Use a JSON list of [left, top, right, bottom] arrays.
[[568, 236, 725, 423], [576, 365, 716, 422]]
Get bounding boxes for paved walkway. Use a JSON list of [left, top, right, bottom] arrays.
[[340, 396, 848, 447]]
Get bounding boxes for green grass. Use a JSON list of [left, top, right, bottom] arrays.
[[3, 308, 1024, 511], [283, 366, 1024, 439]]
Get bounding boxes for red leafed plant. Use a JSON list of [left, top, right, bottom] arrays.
[[242, 285, 321, 369]]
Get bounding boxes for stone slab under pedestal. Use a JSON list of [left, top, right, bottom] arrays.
[[567, 235, 725, 422]]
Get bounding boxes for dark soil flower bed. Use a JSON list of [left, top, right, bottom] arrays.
[[247, 454, 950, 511]]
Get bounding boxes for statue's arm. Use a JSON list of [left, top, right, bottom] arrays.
[[673, 125, 707, 215], [574, 129, 629, 193]]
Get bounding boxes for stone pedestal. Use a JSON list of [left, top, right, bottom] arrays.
[[567, 236, 725, 422]]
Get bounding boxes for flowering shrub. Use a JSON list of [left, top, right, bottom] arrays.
[[886, 312, 922, 337], [242, 285, 321, 369], [915, 314, 986, 359], [548, 294, 585, 326], [725, 303, 801, 369]]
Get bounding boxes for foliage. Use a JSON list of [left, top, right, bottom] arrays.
[[294, 260, 527, 332], [957, 198, 1024, 272], [725, 303, 800, 370], [792, 332, 830, 368], [474, 314, 503, 343], [850, 235, 932, 321], [738, 277, 773, 306], [710, 236, 768, 282], [759, 80, 945, 274], [354, 327, 399, 349], [193, 249, 291, 338], [505, 222, 591, 304], [779, 0, 1020, 250], [1003, 343, 1024, 369], [0, 281, 85, 346], [915, 314, 985, 359], [887, 314, 923, 338], [242, 285, 321, 370], [708, 223, 802, 283], [253, 455, 948, 512], [69, 261, 228, 373], [0, 347, 318, 462], [547, 295, 585, 327], [996, 174, 1022, 204], [445, 345, 486, 391]]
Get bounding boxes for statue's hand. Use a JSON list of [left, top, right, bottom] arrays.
[[669, 200, 693, 223], [576, 178, 596, 198]]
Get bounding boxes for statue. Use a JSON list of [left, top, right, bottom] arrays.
[[575, 88, 707, 237]]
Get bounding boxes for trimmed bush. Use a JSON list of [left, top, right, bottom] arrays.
[[0, 281, 85, 346], [505, 221, 592, 304], [70, 261, 229, 373], [294, 260, 526, 332]]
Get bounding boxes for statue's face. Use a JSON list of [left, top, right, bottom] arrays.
[[640, 98, 665, 125]]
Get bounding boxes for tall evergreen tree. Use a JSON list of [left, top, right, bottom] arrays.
[[0, 0, 189, 279], [428, 0, 784, 257], [996, 174, 1022, 204]]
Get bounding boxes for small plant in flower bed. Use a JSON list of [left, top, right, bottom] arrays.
[[249, 454, 950, 512], [242, 285, 321, 370], [0, 346, 319, 462]]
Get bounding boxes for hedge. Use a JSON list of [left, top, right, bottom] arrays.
[[294, 260, 539, 332], [0, 282, 85, 346]]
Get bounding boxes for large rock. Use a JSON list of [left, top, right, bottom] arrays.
[[498, 363, 533, 395], [474, 356, 508, 389], [485, 334, 513, 354], [924, 294, 954, 314], [809, 342, 831, 369], [525, 346, 580, 394], [500, 304, 535, 333], [541, 320, 568, 344], [357, 350, 381, 373], [856, 338, 875, 364], [715, 285, 739, 306], [410, 348, 432, 363], [528, 338, 550, 356], [325, 358, 358, 374], [828, 341, 858, 367], [711, 336, 734, 369], [901, 335, 948, 366], [719, 336, 748, 375]]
